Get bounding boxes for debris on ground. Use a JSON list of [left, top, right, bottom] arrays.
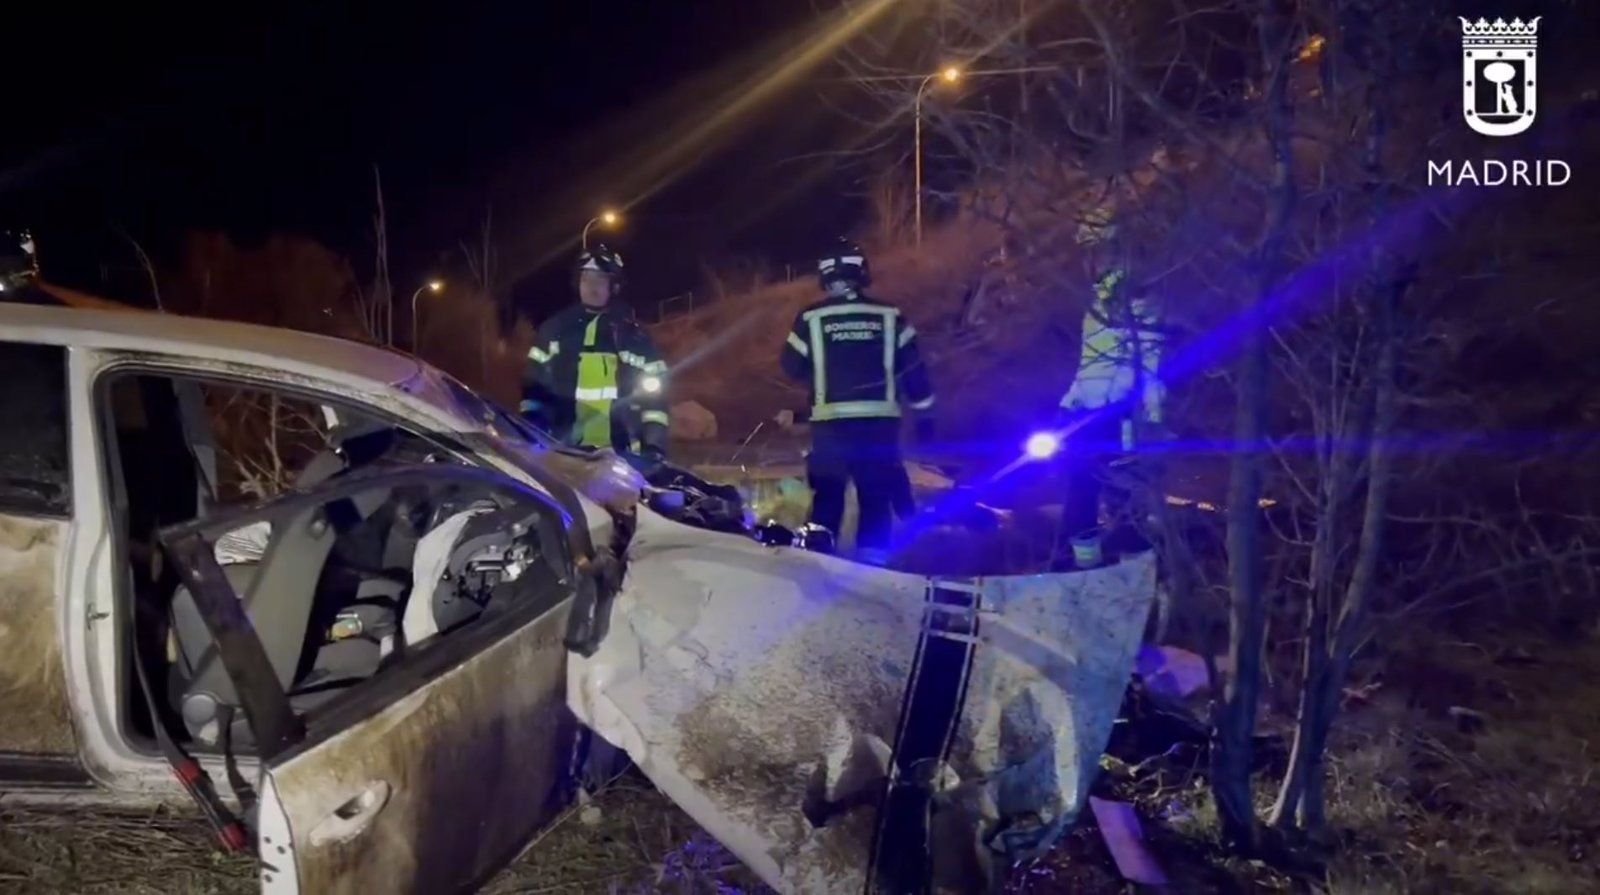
[[1088, 796, 1169, 886], [483, 771, 772, 895], [1135, 644, 1209, 700]]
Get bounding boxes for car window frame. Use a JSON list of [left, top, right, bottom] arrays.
[[0, 339, 73, 518], [94, 362, 486, 500], [89, 359, 512, 754], [157, 463, 577, 762], [87, 357, 597, 525]]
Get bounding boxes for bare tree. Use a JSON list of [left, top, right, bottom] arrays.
[[460, 206, 500, 386], [1201, 0, 1298, 850], [868, 166, 915, 245], [840, 0, 1307, 852], [833, 0, 1600, 861], [115, 226, 164, 311], [206, 387, 334, 501], [354, 165, 395, 346]]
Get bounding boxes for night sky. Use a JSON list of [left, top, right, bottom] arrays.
[[5, 1, 873, 320]]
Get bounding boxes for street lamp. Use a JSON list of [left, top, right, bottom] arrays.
[[915, 66, 962, 247], [582, 209, 621, 250], [908, 65, 1059, 247], [410, 279, 444, 349]]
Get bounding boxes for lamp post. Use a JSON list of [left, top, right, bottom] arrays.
[[914, 66, 962, 247], [582, 210, 621, 250], [410, 280, 444, 350], [908, 65, 1057, 247]]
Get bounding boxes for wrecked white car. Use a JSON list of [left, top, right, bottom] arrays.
[[0, 303, 1156, 893]]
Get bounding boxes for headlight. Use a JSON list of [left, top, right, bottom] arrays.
[[640, 375, 663, 394]]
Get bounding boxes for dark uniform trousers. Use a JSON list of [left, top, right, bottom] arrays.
[[780, 290, 934, 556], [807, 418, 904, 553], [1060, 407, 1127, 554]]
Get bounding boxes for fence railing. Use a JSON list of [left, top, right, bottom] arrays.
[[644, 290, 696, 324]]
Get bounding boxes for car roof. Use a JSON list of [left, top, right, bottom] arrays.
[[1, 301, 425, 390]]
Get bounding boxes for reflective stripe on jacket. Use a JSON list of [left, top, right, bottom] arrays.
[[779, 292, 934, 422], [1061, 268, 1165, 420], [521, 304, 670, 451]]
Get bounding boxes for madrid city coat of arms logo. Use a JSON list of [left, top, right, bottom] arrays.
[[1460, 16, 1540, 137]]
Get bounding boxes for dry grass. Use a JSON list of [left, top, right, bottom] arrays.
[[5, 636, 1597, 894], [0, 773, 769, 895], [0, 804, 256, 894], [483, 772, 771, 895], [1318, 636, 1600, 895], [1013, 630, 1600, 895]]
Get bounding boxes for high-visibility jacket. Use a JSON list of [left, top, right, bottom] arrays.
[[780, 292, 934, 422], [1059, 268, 1165, 423], [520, 304, 669, 452]]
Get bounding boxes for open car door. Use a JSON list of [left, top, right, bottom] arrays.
[[158, 466, 583, 894]]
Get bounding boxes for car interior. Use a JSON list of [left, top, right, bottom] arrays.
[[104, 371, 572, 756]]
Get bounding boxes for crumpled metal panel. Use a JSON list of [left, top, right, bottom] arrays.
[[569, 508, 1156, 892]]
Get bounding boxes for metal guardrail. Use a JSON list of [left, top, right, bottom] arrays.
[[653, 291, 695, 322]]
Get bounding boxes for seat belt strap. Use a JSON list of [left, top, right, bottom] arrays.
[[172, 381, 221, 513], [130, 598, 252, 854]]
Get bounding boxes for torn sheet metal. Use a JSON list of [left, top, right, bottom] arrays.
[[569, 508, 1156, 892]]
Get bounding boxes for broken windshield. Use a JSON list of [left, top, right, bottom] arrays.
[[428, 370, 552, 447], [422, 367, 647, 514]]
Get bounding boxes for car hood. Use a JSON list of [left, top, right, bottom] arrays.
[[568, 508, 1156, 892]]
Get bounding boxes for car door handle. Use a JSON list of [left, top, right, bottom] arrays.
[[307, 780, 392, 847]]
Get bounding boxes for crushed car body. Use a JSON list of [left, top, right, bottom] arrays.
[[0, 303, 1156, 893], [572, 509, 1156, 892]]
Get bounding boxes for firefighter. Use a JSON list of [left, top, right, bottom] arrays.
[[520, 244, 670, 461], [1055, 215, 1166, 570], [0, 229, 52, 305], [779, 238, 935, 565]]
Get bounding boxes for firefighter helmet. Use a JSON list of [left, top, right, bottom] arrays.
[[577, 243, 625, 277], [817, 237, 871, 289], [575, 244, 626, 296]]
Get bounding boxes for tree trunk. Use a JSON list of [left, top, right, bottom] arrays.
[[1272, 347, 1364, 829], [1214, 301, 1271, 851], [1211, 0, 1298, 851], [1303, 272, 1401, 831], [1274, 61, 1403, 833], [1269, 586, 1329, 829]]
